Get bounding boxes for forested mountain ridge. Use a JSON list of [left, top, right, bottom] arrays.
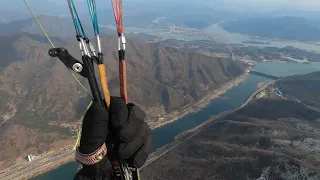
[[142, 71, 320, 180], [0, 31, 244, 168]]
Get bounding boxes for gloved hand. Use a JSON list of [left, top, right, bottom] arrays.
[[74, 96, 153, 180]]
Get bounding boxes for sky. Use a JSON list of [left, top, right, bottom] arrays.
[[1, 0, 320, 18], [257, 0, 320, 6], [5, 0, 320, 9], [207, 0, 320, 10], [227, 0, 320, 6]]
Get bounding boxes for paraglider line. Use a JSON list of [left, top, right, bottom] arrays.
[[22, 0, 92, 150]]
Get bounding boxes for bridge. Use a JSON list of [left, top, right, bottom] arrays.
[[247, 70, 282, 80]]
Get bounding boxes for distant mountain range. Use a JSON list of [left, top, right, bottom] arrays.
[[0, 10, 30, 24], [222, 16, 320, 42], [0, 15, 115, 43], [1, 0, 237, 30]]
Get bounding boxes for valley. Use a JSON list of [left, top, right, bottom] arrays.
[[0, 25, 245, 170], [1, 2, 320, 179], [141, 71, 320, 180]]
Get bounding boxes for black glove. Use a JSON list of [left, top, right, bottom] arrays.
[[108, 97, 153, 168], [74, 96, 153, 180]]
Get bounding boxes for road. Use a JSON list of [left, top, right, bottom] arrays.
[[142, 80, 276, 168], [0, 151, 75, 180], [0, 80, 276, 180], [238, 81, 274, 109]]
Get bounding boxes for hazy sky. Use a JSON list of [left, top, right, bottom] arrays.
[[1, 0, 320, 16], [3, 0, 320, 10], [211, 0, 320, 10], [250, 0, 319, 7]]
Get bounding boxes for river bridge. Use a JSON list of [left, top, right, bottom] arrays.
[[247, 70, 282, 80]]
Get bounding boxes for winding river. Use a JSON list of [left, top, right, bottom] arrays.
[[33, 61, 320, 179]]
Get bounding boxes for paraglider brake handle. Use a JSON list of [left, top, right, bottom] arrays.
[[48, 48, 88, 78]]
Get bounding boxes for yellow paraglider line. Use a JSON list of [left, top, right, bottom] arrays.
[[22, 0, 93, 151], [73, 101, 93, 150], [73, 129, 82, 150]]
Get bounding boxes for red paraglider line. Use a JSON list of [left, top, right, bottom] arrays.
[[111, 0, 123, 34], [111, 0, 128, 104]]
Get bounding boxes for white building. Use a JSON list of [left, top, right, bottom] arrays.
[[27, 154, 36, 162]]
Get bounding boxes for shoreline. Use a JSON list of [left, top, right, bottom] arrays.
[[145, 80, 275, 167], [221, 26, 320, 48], [0, 72, 248, 180], [0, 150, 75, 180], [239, 33, 320, 47], [175, 80, 274, 141], [19, 155, 74, 180], [149, 72, 248, 130]]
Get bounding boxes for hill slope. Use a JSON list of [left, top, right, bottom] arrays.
[[141, 71, 320, 180], [0, 32, 244, 168], [276, 71, 320, 108], [0, 15, 114, 42], [222, 16, 320, 41]]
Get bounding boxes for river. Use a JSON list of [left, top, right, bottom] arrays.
[[32, 61, 320, 180]]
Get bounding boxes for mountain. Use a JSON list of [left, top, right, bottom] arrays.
[[0, 10, 30, 24], [0, 32, 244, 168], [141, 71, 320, 180], [0, 15, 114, 42], [276, 71, 320, 108], [231, 45, 320, 62], [2, 0, 235, 30], [222, 16, 320, 42], [0, 0, 75, 15], [96, 1, 227, 29]]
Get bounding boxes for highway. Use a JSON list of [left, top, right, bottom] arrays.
[[0, 151, 75, 180], [142, 80, 276, 168], [238, 81, 274, 109], [0, 80, 276, 180]]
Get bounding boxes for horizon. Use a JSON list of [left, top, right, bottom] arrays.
[[2, 0, 320, 15]]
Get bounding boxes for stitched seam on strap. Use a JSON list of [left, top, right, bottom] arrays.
[[75, 143, 107, 165]]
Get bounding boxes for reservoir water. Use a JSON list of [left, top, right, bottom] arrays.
[[33, 61, 320, 179], [204, 24, 320, 52]]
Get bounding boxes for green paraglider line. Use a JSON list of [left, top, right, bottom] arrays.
[[23, 0, 55, 48], [22, 0, 92, 150], [73, 101, 93, 150], [22, 1, 138, 179]]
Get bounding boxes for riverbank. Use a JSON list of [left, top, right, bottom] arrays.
[[149, 72, 248, 129], [0, 73, 248, 180], [0, 150, 75, 180], [15, 154, 74, 180], [144, 80, 275, 169], [238, 33, 320, 47], [28, 61, 320, 180]]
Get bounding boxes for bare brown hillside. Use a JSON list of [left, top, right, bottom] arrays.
[[0, 32, 244, 168], [141, 72, 320, 180]]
